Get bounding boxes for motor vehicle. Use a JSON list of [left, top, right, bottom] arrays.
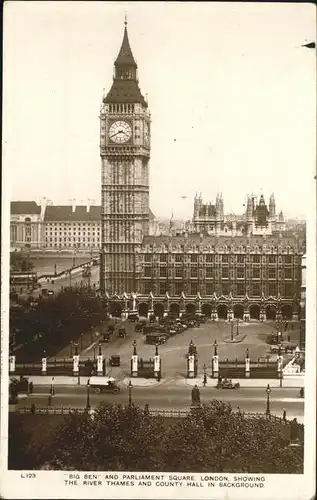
[[280, 342, 297, 353], [109, 354, 120, 367], [127, 313, 139, 322], [118, 327, 126, 338], [103, 332, 111, 342], [10, 376, 29, 393], [89, 376, 120, 394], [216, 380, 240, 389], [146, 333, 167, 345]]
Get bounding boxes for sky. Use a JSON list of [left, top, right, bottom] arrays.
[[3, 1, 316, 220]]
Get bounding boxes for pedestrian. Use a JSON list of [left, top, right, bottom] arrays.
[[29, 381, 34, 394], [283, 409, 286, 422], [191, 384, 201, 405], [157, 371, 161, 382], [203, 373, 207, 387]]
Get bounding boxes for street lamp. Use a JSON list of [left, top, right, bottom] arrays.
[[86, 379, 91, 410], [203, 363, 207, 386], [236, 318, 239, 336], [50, 376, 55, 395], [128, 380, 133, 407], [265, 384, 271, 418], [80, 333, 83, 351], [230, 319, 234, 341]]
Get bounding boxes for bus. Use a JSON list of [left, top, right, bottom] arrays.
[[10, 272, 38, 289]]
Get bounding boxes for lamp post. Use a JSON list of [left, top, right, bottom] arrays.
[[230, 320, 234, 341], [265, 384, 271, 417], [203, 363, 207, 386], [236, 318, 239, 336], [50, 376, 55, 395], [86, 379, 91, 411], [128, 380, 133, 407]]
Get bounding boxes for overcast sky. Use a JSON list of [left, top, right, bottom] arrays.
[[3, 1, 316, 220]]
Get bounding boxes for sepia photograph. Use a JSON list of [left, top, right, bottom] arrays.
[[1, 1, 316, 499]]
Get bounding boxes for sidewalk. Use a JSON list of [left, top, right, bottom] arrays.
[[23, 374, 305, 388], [182, 376, 305, 388]]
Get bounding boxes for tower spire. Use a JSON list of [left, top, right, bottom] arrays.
[[115, 19, 137, 68]]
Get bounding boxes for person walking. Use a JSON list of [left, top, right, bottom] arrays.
[[28, 381, 34, 394], [282, 409, 287, 422], [203, 373, 207, 387]]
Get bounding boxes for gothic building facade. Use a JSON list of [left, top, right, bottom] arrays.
[[100, 21, 151, 294], [100, 22, 303, 320], [193, 193, 286, 236]]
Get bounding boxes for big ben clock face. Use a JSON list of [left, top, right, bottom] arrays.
[[144, 122, 150, 146], [109, 120, 132, 144]]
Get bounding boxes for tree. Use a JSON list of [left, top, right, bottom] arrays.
[[10, 253, 34, 272], [9, 401, 303, 473], [48, 404, 166, 471], [162, 401, 303, 473]]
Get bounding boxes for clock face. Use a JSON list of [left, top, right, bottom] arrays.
[[144, 122, 150, 146], [109, 120, 132, 144]]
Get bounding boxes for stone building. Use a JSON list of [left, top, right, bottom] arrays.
[[10, 201, 44, 250], [192, 192, 286, 236], [43, 204, 101, 251], [99, 20, 151, 294]]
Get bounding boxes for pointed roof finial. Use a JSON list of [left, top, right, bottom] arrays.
[[124, 11, 127, 26]]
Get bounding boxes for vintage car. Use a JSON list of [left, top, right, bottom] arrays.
[[118, 327, 126, 338], [216, 380, 240, 390], [89, 376, 120, 394], [109, 354, 120, 367]]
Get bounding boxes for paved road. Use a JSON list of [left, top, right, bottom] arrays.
[[17, 386, 304, 422]]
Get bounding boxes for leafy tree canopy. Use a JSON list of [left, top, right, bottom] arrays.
[[39, 401, 303, 473], [10, 253, 35, 272]]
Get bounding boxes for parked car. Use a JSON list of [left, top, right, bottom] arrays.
[[109, 354, 120, 367], [118, 327, 126, 338], [146, 333, 167, 345], [128, 313, 139, 322]]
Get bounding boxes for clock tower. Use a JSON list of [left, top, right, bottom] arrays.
[[100, 20, 151, 294]]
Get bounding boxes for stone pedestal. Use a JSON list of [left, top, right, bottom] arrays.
[[260, 311, 266, 322], [154, 355, 160, 377], [9, 355, 15, 373], [245, 357, 250, 378], [131, 354, 138, 377], [187, 355, 195, 378], [73, 355, 79, 376], [212, 355, 219, 378], [97, 354, 104, 376], [227, 311, 234, 321], [211, 310, 218, 321], [42, 357, 47, 375]]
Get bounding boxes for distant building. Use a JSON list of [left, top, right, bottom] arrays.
[[10, 201, 44, 250], [192, 193, 286, 236], [43, 204, 101, 251]]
